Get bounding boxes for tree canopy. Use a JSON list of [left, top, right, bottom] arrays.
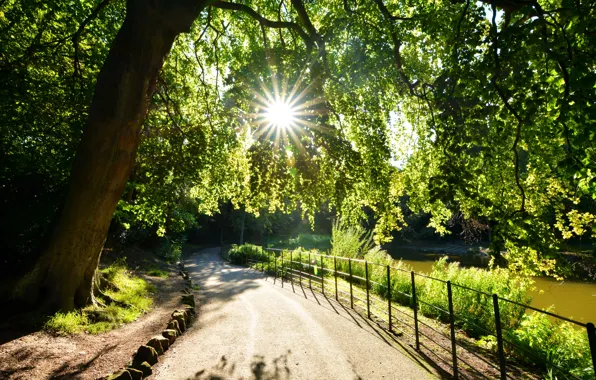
[[1, 0, 595, 290]]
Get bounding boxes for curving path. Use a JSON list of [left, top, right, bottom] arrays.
[[152, 248, 438, 380]]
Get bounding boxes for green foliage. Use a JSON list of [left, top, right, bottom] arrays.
[[44, 261, 154, 335], [419, 258, 531, 334], [156, 237, 184, 263], [44, 311, 89, 335], [508, 313, 594, 379], [2, 0, 595, 283], [331, 219, 374, 258], [268, 233, 331, 251], [228, 244, 268, 265], [147, 268, 168, 278]]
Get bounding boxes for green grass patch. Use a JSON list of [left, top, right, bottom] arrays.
[[44, 310, 89, 334], [44, 261, 154, 335], [147, 268, 169, 278]]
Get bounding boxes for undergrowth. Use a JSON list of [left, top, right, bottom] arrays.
[[44, 261, 154, 335]]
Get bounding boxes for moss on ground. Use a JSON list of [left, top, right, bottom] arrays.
[[44, 261, 154, 335]]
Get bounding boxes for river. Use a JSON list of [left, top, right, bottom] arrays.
[[392, 254, 596, 324]]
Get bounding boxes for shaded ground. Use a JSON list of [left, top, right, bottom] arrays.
[[0, 254, 188, 379], [152, 248, 437, 380]]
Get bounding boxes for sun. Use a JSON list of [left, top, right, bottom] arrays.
[[264, 100, 297, 129]]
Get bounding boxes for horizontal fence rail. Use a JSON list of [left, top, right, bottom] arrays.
[[227, 247, 596, 380]]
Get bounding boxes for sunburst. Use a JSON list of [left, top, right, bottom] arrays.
[[250, 74, 326, 149]]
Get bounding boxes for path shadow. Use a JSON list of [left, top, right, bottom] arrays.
[[268, 278, 452, 379], [49, 344, 118, 379], [188, 351, 292, 380]]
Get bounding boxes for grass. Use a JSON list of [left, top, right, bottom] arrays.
[[147, 268, 169, 278], [44, 261, 155, 335]]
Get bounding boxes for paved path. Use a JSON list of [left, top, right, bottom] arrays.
[[152, 248, 437, 380]]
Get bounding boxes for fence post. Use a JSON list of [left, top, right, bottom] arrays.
[[411, 271, 420, 350], [387, 265, 392, 333], [290, 250, 294, 287], [334, 256, 338, 301], [280, 251, 284, 288], [365, 261, 371, 319], [298, 251, 302, 287], [493, 294, 507, 379], [321, 255, 325, 295], [349, 258, 354, 309], [587, 322, 596, 378], [268, 250, 271, 274], [274, 251, 277, 285], [308, 252, 312, 289], [447, 281, 458, 379]]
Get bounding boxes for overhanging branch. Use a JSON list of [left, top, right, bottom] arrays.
[[211, 1, 310, 43]]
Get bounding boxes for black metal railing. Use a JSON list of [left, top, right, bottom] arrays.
[[231, 247, 596, 379]]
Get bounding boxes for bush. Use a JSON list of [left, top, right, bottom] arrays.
[[330, 218, 374, 258], [156, 237, 184, 263], [228, 244, 268, 265], [418, 257, 532, 335], [508, 312, 594, 379]]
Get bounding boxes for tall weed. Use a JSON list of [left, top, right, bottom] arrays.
[[331, 218, 374, 258]]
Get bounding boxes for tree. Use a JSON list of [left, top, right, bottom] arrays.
[[11, 0, 209, 311], [2, 0, 594, 311]]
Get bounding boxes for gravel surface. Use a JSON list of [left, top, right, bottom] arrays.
[[152, 248, 437, 380]]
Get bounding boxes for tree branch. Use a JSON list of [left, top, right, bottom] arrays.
[[489, 1, 526, 215], [211, 1, 310, 43]]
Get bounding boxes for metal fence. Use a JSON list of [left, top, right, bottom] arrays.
[[235, 247, 596, 379]]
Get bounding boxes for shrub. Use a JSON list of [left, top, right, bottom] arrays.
[[228, 244, 268, 265], [330, 218, 374, 258], [417, 257, 532, 335], [156, 237, 184, 263], [507, 312, 594, 379]]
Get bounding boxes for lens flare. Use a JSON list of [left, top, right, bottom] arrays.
[[265, 101, 296, 129]]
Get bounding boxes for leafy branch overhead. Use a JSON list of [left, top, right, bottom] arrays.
[[1, 0, 595, 307]]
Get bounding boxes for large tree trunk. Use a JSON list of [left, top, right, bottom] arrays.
[[14, 0, 206, 312]]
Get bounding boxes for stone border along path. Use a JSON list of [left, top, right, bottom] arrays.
[[151, 247, 437, 380], [105, 262, 197, 380]]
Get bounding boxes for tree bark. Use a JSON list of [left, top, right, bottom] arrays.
[[14, 0, 207, 312]]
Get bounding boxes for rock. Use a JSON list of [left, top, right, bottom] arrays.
[[180, 309, 192, 324], [172, 312, 186, 333], [125, 367, 143, 380], [107, 369, 132, 380], [132, 345, 158, 366], [181, 294, 195, 308], [183, 303, 196, 314], [162, 329, 178, 345], [146, 337, 165, 355], [138, 361, 152, 377], [167, 319, 182, 335], [172, 311, 187, 331], [149, 334, 170, 352]]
